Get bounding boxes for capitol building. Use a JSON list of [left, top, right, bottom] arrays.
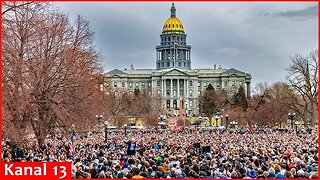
[[105, 3, 251, 115]]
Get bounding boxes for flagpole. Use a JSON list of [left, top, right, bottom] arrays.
[[174, 42, 176, 68]]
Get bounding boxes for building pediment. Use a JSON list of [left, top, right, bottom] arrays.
[[161, 68, 188, 77], [110, 74, 121, 78]]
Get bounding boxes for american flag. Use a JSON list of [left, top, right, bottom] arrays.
[[69, 130, 76, 155], [174, 41, 179, 48]]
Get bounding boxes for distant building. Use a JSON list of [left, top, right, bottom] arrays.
[[105, 3, 251, 115]]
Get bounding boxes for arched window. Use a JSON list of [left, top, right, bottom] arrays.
[[173, 100, 177, 109], [166, 100, 170, 108]]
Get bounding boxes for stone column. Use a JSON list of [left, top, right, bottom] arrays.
[[161, 79, 164, 96], [170, 79, 173, 98], [186, 79, 189, 97], [247, 82, 251, 97], [151, 79, 154, 95], [164, 79, 166, 98], [177, 78, 180, 99], [184, 79, 186, 97]]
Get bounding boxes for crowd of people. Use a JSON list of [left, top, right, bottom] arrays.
[[2, 126, 318, 179]]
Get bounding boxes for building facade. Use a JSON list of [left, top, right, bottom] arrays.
[[105, 3, 252, 115]]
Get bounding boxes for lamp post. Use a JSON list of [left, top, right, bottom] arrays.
[[104, 121, 109, 143], [288, 112, 296, 129], [96, 114, 103, 130], [124, 124, 127, 137], [230, 121, 237, 129], [295, 121, 298, 134], [225, 115, 229, 129], [198, 116, 202, 129]]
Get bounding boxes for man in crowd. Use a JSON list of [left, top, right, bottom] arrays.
[[2, 127, 318, 179]]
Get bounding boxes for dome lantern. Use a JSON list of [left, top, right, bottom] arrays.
[[171, 3, 176, 17], [162, 3, 185, 34]]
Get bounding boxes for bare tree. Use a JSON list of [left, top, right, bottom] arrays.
[[286, 50, 318, 126], [2, 3, 102, 146]]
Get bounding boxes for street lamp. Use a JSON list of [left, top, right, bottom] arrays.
[[288, 113, 296, 129], [124, 124, 127, 137], [230, 121, 237, 129], [198, 116, 202, 129], [96, 114, 103, 129], [225, 115, 229, 129], [295, 121, 298, 134], [104, 121, 109, 143]]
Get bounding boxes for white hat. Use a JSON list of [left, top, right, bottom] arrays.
[[175, 169, 182, 175], [297, 169, 304, 175], [280, 169, 286, 175], [94, 159, 99, 164]]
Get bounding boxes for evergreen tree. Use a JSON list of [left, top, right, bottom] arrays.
[[232, 85, 248, 110], [199, 83, 218, 126], [134, 88, 140, 96]]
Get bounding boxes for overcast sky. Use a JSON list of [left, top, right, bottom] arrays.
[[56, 2, 318, 86]]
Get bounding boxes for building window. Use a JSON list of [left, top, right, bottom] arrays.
[[184, 62, 186, 67], [204, 82, 207, 87], [166, 100, 170, 108], [157, 80, 160, 86], [162, 63, 164, 67], [180, 90, 183, 96], [129, 82, 132, 88], [114, 82, 117, 87], [173, 90, 176, 97], [167, 62, 170, 67], [198, 82, 201, 87], [240, 81, 243, 86], [224, 81, 227, 87], [122, 82, 125, 87], [217, 82, 220, 88], [136, 82, 139, 87], [189, 89, 193, 97], [190, 100, 193, 107], [148, 82, 151, 87], [142, 82, 145, 87], [178, 62, 181, 67], [173, 80, 177, 86], [166, 80, 170, 86], [190, 80, 193, 86], [232, 81, 235, 86], [166, 90, 170, 96]]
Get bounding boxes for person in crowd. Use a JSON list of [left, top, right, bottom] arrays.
[[1, 126, 318, 179]]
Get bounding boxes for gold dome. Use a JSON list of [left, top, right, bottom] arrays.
[[162, 3, 185, 34], [162, 17, 185, 34]]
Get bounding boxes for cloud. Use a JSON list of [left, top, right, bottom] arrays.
[[211, 47, 243, 55], [125, 50, 154, 59], [274, 5, 317, 19], [56, 2, 317, 86]]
